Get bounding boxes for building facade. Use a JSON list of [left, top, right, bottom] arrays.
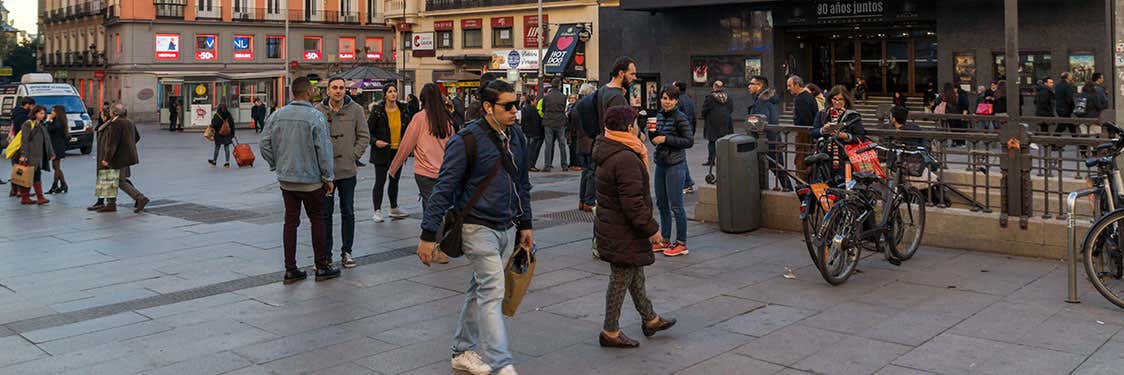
[[385, 0, 600, 97], [40, 0, 395, 124], [602, 0, 1113, 118]]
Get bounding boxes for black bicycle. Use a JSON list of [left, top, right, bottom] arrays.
[[796, 136, 848, 273], [812, 142, 931, 285], [1078, 122, 1124, 308]]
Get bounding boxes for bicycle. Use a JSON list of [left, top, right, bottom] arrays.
[[812, 142, 932, 285], [795, 135, 848, 272], [1077, 122, 1124, 308]]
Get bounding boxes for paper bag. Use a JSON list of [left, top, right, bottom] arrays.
[[502, 244, 536, 317]]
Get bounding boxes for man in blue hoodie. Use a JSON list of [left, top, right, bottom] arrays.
[[416, 80, 533, 375], [261, 77, 339, 284]]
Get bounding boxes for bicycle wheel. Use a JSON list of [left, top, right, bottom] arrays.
[[802, 195, 826, 270], [1081, 209, 1124, 309], [815, 201, 862, 285], [887, 187, 926, 260]]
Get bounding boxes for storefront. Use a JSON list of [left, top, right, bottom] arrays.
[[606, 0, 1112, 116], [155, 72, 283, 128]]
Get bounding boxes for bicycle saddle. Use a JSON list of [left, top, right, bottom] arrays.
[[804, 153, 831, 164], [853, 172, 881, 185], [1086, 157, 1114, 168]]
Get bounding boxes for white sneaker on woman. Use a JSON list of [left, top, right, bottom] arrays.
[[372, 210, 385, 223], [389, 208, 409, 219], [450, 351, 491, 375]]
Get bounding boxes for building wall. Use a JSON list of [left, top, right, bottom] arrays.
[[936, 0, 1110, 109], [598, 4, 775, 118], [397, 0, 600, 92]]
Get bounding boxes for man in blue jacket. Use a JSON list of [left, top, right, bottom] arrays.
[[260, 77, 339, 284], [416, 79, 533, 375], [748, 75, 791, 191]]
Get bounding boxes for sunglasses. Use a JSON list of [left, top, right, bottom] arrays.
[[493, 101, 518, 112]]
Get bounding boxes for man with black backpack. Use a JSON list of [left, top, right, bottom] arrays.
[[572, 57, 636, 211], [416, 80, 533, 375]]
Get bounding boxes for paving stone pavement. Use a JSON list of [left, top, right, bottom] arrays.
[[1, 124, 1122, 374]]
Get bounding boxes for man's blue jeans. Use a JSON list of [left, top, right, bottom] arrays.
[[543, 127, 568, 169], [322, 176, 356, 255], [654, 162, 688, 243], [451, 224, 516, 370]]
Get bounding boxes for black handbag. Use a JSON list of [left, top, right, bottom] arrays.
[[436, 132, 505, 258]]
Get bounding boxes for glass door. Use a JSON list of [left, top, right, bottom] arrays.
[[859, 40, 884, 95], [833, 40, 856, 89], [885, 40, 910, 95]]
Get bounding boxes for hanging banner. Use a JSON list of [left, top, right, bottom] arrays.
[[490, 50, 539, 71], [412, 32, 435, 58], [543, 24, 582, 75], [233, 35, 253, 60], [524, 15, 548, 48]]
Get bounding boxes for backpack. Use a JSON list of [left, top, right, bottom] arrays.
[[575, 88, 601, 139], [1074, 96, 1089, 117], [219, 118, 232, 136]]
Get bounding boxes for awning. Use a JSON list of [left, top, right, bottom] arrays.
[[335, 65, 402, 81], [144, 70, 287, 80], [438, 54, 494, 63]]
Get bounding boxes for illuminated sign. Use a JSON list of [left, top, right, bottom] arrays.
[[155, 33, 180, 60]]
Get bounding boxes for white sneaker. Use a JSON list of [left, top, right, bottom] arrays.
[[389, 208, 409, 219], [450, 351, 491, 375], [495, 365, 518, 375], [372, 210, 385, 223]]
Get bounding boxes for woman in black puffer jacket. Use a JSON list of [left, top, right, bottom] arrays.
[[648, 86, 694, 256]]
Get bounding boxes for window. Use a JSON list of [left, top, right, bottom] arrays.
[[154, 0, 184, 18], [303, 36, 322, 60], [267, 36, 284, 59], [492, 27, 513, 48], [365, 37, 383, 60], [267, 0, 280, 14], [196, 0, 219, 18], [463, 29, 482, 49], [195, 34, 217, 61], [338, 37, 355, 60], [437, 30, 453, 49], [402, 31, 412, 50]]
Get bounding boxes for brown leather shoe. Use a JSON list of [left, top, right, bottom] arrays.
[[642, 316, 677, 337], [599, 332, 639, 348], [96, 203, 117, 213], [134, 196, 150, 213], [87, 202, 104, 211], [579, 203, 595, 212]]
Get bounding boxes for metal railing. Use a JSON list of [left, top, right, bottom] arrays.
[[760, 109, 1112, 228], [203, 8, 363, 23], [425, 0, 565, 10]]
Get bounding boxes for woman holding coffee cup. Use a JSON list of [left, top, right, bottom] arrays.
[[649, 86, 694, 257]]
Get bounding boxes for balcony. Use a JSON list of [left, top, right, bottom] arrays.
[[424, 0, 565, 11], [221, 8, 363, 24]]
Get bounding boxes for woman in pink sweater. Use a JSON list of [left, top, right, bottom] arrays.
[[389, 83, 456, 213]]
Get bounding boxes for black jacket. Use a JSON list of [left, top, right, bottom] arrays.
[[541, 90, 568, 129], [210, 111, 235, 145], [10, 106, 28, 134], [367, 100, 410, 165], [251, 104, 267, 120], [702, 90, 734, 142], [1056, 81, 1076, 117], [520, 101, 544, 138], [793, 91, 818, 127], [45, 117, 69, 158], [649, 108, 693, 166], [1034, 85, 1056, 117]]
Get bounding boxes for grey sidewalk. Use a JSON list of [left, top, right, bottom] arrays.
[[0, 124, 1121, 374]]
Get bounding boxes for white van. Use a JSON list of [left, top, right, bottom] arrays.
[[0, 73, 95, 154]]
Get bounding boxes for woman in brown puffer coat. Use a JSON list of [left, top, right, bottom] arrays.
[[593, 105, 676, 349]]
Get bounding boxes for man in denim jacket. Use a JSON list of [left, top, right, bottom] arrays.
[[260, 77, 340, 284]]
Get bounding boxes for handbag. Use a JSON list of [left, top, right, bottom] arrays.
[[502, 242, 537, 317], [4, 130, 22, 159], [933, 102, 947, 115], [975, 103, 994, 115], [436, 132, 505, 258], [10, 164, 34, 188], [202, 126, 215, 142]]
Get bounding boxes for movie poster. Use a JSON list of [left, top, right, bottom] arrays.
[[690, 56, 747, 88], [1070, 54, 1095, 87], [954, 53, 976, 89], [744, 58, 762, 82]]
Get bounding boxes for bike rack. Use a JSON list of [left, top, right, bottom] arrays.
[[1065, 188, 1100, 304]]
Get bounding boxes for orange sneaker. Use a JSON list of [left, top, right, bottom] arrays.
[[652, 241, 671, 253], [663, 242, 689, 257]]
